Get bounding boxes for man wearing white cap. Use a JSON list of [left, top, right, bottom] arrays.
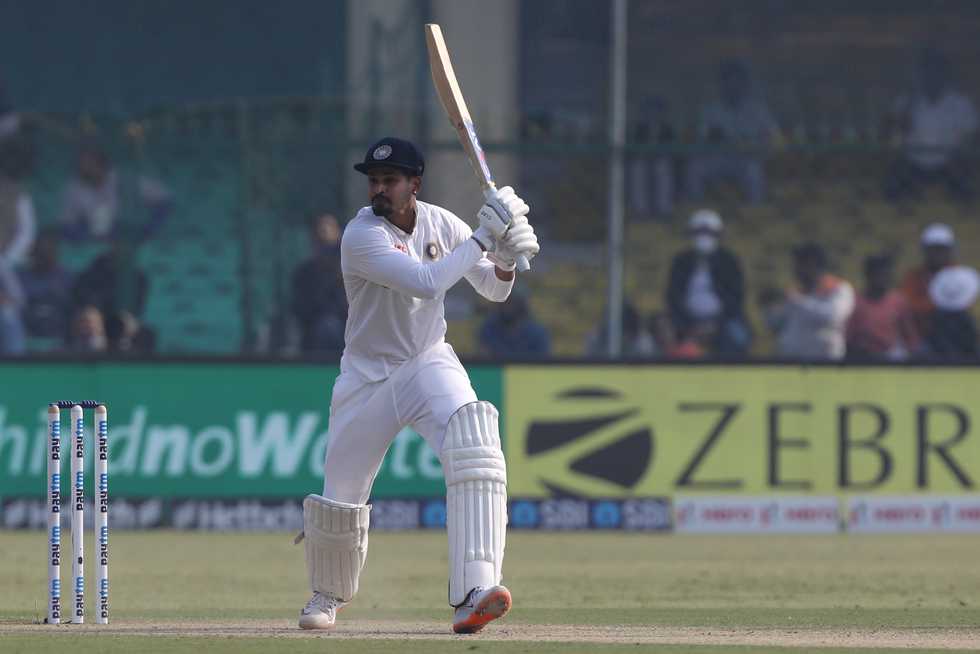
[[900, 222, 956, 336], [926, 265, 980, 357], [666, 209, 750, 355]]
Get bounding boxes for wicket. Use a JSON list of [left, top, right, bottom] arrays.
[[46, 401, 109, 625]]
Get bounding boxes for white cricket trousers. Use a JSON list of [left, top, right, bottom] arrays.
[[322, 342, 477, 504]]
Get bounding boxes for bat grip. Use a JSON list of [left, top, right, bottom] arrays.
[[483, 187, 531, 272]]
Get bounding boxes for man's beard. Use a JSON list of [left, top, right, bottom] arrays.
[[372, 194, 393, 217]]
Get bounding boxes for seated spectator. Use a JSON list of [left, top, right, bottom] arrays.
[[0, 115, 36, 267], [17, 229, 73, 349], [0, 259, 25, 355], [687, 59, 778, 204], [924, 266, 979, 358], [290, 212, 347, 354], [884, 48, 978, 202], [846, 254, 919, 360], [585, 300, 658, 358], [900, 223, 956, 337], [72, 238, 153, 351], [59, 144, 172, 241], [760, 243, 855, 360], [68, 305, 108, 353], [479, 294, 550, 358], [666, 209, 751, 356], [74, 238, 147, 316], [629, 96, 676, 218], [105, 309, 155, 354]]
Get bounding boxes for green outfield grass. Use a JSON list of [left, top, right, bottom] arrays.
[[2, 531, 978, 652], [1, 639, 971, 654]]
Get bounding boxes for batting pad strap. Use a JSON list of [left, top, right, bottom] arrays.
[[443, 401, 507, 606], [302, 494, 370, 602], [443, 446, 507, 485]]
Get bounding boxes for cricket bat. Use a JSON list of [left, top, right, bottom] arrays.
[[425, 23, 530, 272]]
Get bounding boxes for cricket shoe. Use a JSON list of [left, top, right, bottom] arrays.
[[298, 591, 346, 630], [452, 585, 512, 634]]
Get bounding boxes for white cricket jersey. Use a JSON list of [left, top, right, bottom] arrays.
[[339, 200, 513, 382]]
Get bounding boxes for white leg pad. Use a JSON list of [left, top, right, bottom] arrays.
[[302, 494, 371, 602], [442, 401, 507, 606]]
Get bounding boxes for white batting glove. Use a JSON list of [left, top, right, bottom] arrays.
[[487, 244, 518, 271], [473, 186, 531, 252], [486, 216, 540, 271], [501, 215, 539, 259], [477, 186, 530, 238]]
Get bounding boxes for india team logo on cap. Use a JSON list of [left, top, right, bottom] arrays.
[[373, 144, 393, 160]]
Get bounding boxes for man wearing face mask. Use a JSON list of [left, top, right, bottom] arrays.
[[666, 209, 750, 356]]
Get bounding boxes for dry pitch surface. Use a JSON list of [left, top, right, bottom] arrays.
[[2, 531, 978, 653]]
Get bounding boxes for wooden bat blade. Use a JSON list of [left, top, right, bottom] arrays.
[[425, 23, 530, 272], [425, 23, 494, 192]]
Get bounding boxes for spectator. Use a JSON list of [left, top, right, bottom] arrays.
[[68, 305, 108, 353], [924, 265, 979, 358], [761, 243, 855, 360], [72, 237, 155, 352], [585, 300, 658, 358], [884, 48, 978, 202], [0, 108, 36, 267], [0, 259, 25, 355], [479, 294, 550, 358], [666, 209, 751, 356], [846, 254, 919, 360], [105, 309, 155, 354], [74, 238, 147, 317], [290, 212, 347, 354], [629, 96, 676, 218], [900, 223, 956, 337], [687, 59, 778, 204], [17, 228, 73, 348], [59, 144, 172, 241]]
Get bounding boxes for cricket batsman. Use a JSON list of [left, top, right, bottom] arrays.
[[297, 137, 539, 633]]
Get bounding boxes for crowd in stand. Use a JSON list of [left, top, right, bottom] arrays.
[[1, 44, 979, 361], [622, 209, 977, 362], [627, 48, 977, 217], [287, 203, 979, 362], [0, 82, 168, 356]]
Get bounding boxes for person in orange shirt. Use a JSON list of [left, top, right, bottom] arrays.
[[847, 254, 919, 360], [900, 222, 956, 337]]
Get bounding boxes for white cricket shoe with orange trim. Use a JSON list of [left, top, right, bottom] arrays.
[[452, 585, 512, 634], [298, 591, 346, 630]]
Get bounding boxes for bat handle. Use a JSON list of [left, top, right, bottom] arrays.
[[483, 186, 531, 272]]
